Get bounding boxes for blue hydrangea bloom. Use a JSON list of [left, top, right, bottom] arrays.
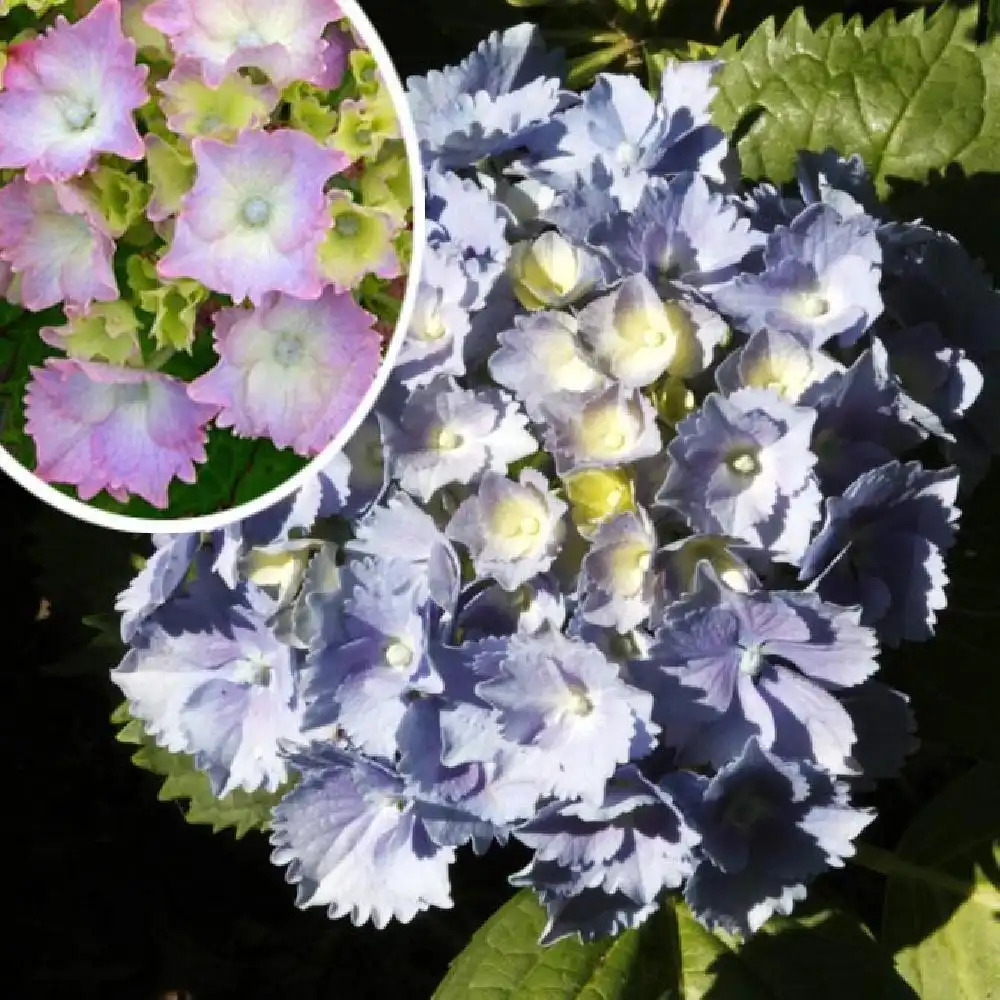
[[543, 384, 662, 476], [657, 388, 821, 565], [302, 556, 443, 758], [475, 626, 657, 803], [270, 745, 459, 928], [810, 342, 924, 494], [711, 204, 882, 348], [714, 327, 841, 405], [347, 490, 462, 613], [880, 322, 984, 429], [578, 509, 657, 633], [590, 172, 764, 291], [799, 460, 960, 646], [511, 765, 700, 942], [112, 576, 305, 796], [839, 681, 917, 786], [386, 376, 537, 502], [631, 570, 878, 773], [528, 66, 726, 209], [116, 532, 199, 642], [684, 738, 872, 935], [426, 166, 511, 312], [488, 310, 608, 420], [406, 23, 566, 168], [446, 469, 567, 590]]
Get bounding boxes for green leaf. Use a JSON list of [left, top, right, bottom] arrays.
[[112, 703, 286, 839], [882, 763, 1000, 1000], [432, 890, 676, 999], [433, 891, 909, 999], [713, 4, 1000, 196], [987, 0, 1000, 39]]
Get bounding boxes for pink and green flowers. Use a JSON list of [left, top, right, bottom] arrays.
[[0, 0, 413, 517]]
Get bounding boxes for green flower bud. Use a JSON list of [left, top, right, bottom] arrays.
[[509, 231, 585, 311]]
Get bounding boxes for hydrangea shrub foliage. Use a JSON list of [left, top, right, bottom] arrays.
[[0, 0, 412, 517], [103, 4, 1000, 997]]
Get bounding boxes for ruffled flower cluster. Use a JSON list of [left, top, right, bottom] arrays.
[[0, 0, 410, 510], [111, 24, 997, 942]]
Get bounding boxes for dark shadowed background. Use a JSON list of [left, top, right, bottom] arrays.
[[7, 2, 995, 998]]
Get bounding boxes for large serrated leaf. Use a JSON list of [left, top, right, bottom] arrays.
[[112, 703, 285, 839], [432, 890, 909, 999], [713, 4, 1000, 195], [882, 763, 1000, 1000]]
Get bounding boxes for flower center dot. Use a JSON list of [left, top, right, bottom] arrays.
[[63, 102, 96, 131], [355, 127, 372, 145], [335, 213, 361, 237], [727, 449, 760, 476], [237, 28, 265, 47], [519, 515, 541, 536], [242, 196, 271, 227], [603, 430, 627, 451], [274, 330, 305, 366], [384, 640, 414, 669], [567, 684, 594, 716], [738, 642, 765, 678], [798, 292, 831, 318], [434, 427, 463, 451], [643, 329, 665, 348]]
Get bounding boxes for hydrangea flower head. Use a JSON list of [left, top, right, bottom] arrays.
[[508, 231, 599, 312], [187, 288, 381, 457], [488, 311, 607, 419], [112, 579, 306, 795], [25, 359, 215, 507], [302, 557, 441, 758], [544, 386, 662, 476], [657, 389, 821, 564], [406, 22, 565, 168], [634, 571, 879, 773], [593, 172, 764, 291], [475, 626, 657, 803], [799, 460, 960, 646], [530, 68, 726, 209], [158, 128, 348, 304], [512, 766, 700, 943], [578, 509, 657, 633], [0, 0, 149, 182], [446, 469, 567, 590], [577, 275, 690, 388], [144, 0, 343, 87], [270, 745, 456, 928], [386, 377, 537, 502], [685, 738, 872, 935], [712, 204, 882, 348], [0, 178, 117, 312], [715, 328, 841, 404]]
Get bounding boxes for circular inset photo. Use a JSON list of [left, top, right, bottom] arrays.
[[0, 0, 421, 531]]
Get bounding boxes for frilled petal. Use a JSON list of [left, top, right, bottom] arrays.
[[187, 289, 381, 456], [270, 746, 455, 928], [0, 0, 148, 182], [0, 178, 117, 311], [145, 0, 343, 87], [158, 128, 348, 304], [25, 359, 215, 507]]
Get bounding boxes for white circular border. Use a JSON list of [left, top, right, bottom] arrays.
[[0, 0, 425, 536]]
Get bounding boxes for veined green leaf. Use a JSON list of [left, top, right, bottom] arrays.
[[882, 763, 1000, 1000], [713, 4, 1000, 195]]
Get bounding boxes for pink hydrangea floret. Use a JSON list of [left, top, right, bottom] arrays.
[[157, 128, 349, 305], [0, 177, 117, 311], [25, 359, 217, 508], [0, 0, 149, 183], [187, 288, 382, 456], [144, 0, 344, 87]]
